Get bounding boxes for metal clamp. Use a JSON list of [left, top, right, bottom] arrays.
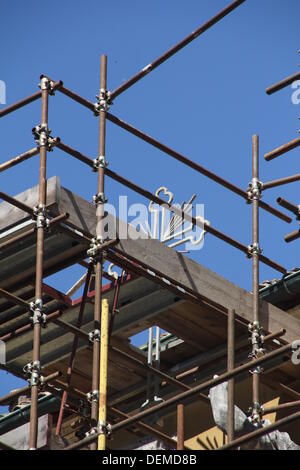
[[32, 204, 50, 230], [87, 237, 105, 259], [39, 76, 56, 96], [247, 243, 263, 258], [247, 178, 263, 202], [32, 124, 53, 149], [92, 192, 107, 205], [87, 390, 99, 403], [23, 361, 44, 387], [85, 426, 98, 438], [93, 156, 108, 172], [88, 329, 101, 343], [248, 321, 265, 359], [29, 299, 47, 327], [97, 420, 112, 437], [248, 402, 263, 426], [94, 88, 112, 115], [46, 136, 57, 152], [249, 365, 264, 376]]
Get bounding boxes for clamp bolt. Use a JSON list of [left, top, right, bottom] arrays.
[[87, 238, 105, 259], [247, 243, 263, 258], [29, 299, 47, 327], [247, 178, 263, 203], [93, 192, 107, 205], [248, 321, 265, 358], [32, 124, 52, 148], [87, 390, 99, 403], [93, 156, 108, 172], [32, 204, 50, 230], [248, 402, 263, 426], [89, 329, 101, 343], [23, 361, 44, 387], [94, 89, 112, 115]]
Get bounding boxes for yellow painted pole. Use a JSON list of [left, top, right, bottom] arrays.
[[98, 298, 109, 450]]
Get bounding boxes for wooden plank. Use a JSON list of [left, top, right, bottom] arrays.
[[114, 237, 300, 344], [3, 177, 298, 345], [0, 176, 60, 233], [155, 309, 218, 351]]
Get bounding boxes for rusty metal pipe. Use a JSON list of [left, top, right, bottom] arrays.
[[106, 112, 291, 224], [0, 147, 39, 173], [0, 371, 61, 406], [227, 308, 235, 443], [40, 74, 96, 114], [29, 76, 49, 450], [111, 346, 208, 403], [251, 135, 260, 410], [56, 141, 94, 167], [0, 138, 60, 174], [110, 406, 183, 450], [0, 81, 62, 118], [0, 310, 62, 342], [48, 212, 70, 229], [109, 270, 125, 340], [264, 137, 300, 161], [0, 288, 29, 309], [263, 173, 300, 190], [277, 197, 299, 218], [58, 86, 95, 112], [264, 329, 286, 343], [55, 264, 93, 436], [57, 224, 92, 245], [177, 403, 185, 450], [266, 70, 300, 95], [285, 230, 300, 244], [0, 91, 42, 118], [263, 400, 300, 415], [53, 318, 90, 342], [90, 55, 107, 450], [0, 191, 33, 215], [105, 167, 286, 274], [109, 0, 246, 100]]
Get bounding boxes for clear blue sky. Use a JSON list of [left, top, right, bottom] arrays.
[[1, 0, 300, 405]]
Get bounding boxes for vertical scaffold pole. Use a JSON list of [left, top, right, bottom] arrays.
[[177, 403, 185, 450], [248, 134, 263, 426], [29, 76, 50, 450], [98, 298, 109, 450], [55, 264, 93, 436], [90, 54, 108, 450], [227, 308, 235, 443]]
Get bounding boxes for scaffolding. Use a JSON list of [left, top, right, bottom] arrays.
[[0, 0, 300, 451]]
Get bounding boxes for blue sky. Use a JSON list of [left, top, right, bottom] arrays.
[[1, 0, 300, 405]]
